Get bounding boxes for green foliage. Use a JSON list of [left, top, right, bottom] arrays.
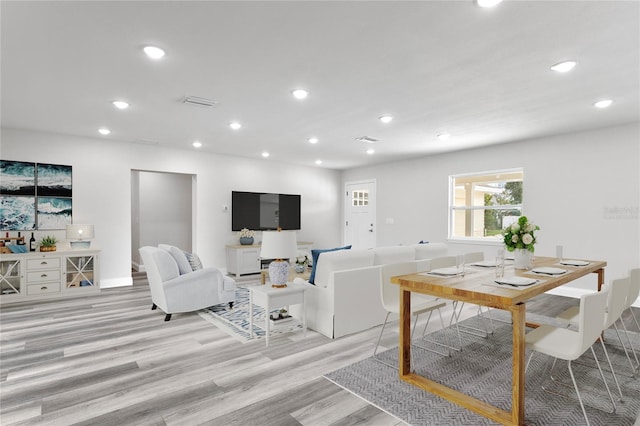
[[502, 216, 540, 252], [39, 235, 57, 247]]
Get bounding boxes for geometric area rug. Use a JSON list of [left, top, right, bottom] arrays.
[[198, 285, 302, 343], [325, 314, 640, 426]]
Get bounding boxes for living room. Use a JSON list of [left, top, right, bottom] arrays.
[[1, 1, 639, 425]]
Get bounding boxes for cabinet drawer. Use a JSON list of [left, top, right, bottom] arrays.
[[27, 270, 61, 283], [27, 282, 61, 296], [27, 258, 61, 271]]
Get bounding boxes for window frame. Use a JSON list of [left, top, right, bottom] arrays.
[[448, 168, 524, 244]]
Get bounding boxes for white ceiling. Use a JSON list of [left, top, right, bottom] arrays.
[[2, 1, 639, 170]]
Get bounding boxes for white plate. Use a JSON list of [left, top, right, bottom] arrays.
[[495, 276, 538, 287], [531, 267, 567, 275], [560, 260, 590, 266], [470, 260, 496, 267], [430, 267, 463, 276]]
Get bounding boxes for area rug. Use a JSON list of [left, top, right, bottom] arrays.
[[198, 285, 302, 343], [325, 313, 640, 425]]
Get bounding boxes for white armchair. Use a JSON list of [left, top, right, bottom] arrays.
[[139, 246, 236, 321]]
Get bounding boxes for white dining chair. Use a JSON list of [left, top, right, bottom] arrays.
[[556, 277, 628, 396], [374, 262, 455, 368], [624, 268, 640, 370], [525, 290, 616, 426]]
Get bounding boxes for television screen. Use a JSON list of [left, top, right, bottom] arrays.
[[232, 191, 301, 231]]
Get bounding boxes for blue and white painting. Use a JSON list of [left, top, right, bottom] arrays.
[[37, 197, 72, 230], [0, 160, 36, 195], [1, 196, 36, 230], [37, 163, 72, 197]]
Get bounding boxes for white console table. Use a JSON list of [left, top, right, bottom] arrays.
[[225, 241, 312, 277], [0, 249, 100, 303]]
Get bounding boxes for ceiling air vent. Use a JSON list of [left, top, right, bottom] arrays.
[[182, 96, 218, 108], [355, 136, 379, 144]]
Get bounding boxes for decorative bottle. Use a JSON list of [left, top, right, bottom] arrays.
[[30, 232, 36, 252]]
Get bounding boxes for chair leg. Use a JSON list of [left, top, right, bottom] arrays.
[[629, 307, 640, 332], [612, 322, 638, 376], [618, 318, 640, 371], [414, 309, 453, 357], [598, 338, 624, 401], [228, 301, 234, 309], [151, 303, 157, 310], [589, 346, 617, 413], [567, 360, 592, 426], [450, 301, 490, 339], [373, 312, 391, 357], [164, 314, 172, 321]]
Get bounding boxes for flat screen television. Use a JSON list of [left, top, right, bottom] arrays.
[[231, 191, 301, 231]]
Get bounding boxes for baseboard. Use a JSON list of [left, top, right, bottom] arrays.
[[132, 261, 145, 273], [101, 277, 133, 288]]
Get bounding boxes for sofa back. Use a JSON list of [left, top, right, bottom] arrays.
[[412, 243, 448, 260], [314, 249, 375, 288], [372, 246, 416, 265]]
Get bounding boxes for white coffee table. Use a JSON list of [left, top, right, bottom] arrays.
[[248, 281, 307, 347]]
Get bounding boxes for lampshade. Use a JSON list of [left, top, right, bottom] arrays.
[[66, 224, 94, 249], [260, 230, 297, 260]]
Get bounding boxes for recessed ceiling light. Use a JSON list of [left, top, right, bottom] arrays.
[[315, 159, 322, 165], [98, 128, 110, 135], [594, 99, 613, 109], [550, 60, 577, 73], [476, 0, 503, 7], [366, 148, 375, 155], [437, 133, 451, 141], [262, 151, 270, 158], [143, 45, 165, 59], [292, 89, 309, 99], [379, 115, 393, 124], [192, 141, 202, 148], [229, 122, 242, 130], [112, 100, 129, 110], [308, 137, 319, 144]]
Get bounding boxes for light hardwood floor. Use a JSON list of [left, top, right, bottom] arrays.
[[1, 274, 637, 425]]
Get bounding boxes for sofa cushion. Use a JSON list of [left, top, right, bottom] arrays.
[[184, 251, 203, 271], [413, 242, 448, 260], [372, 246, 416, 265], [153, 249, 180, 282], [159, 244, 193, 275], [309, 245, 352, 284], [313, 249, 375, 288]]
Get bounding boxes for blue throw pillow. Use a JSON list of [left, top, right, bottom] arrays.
[[308, 245, 352, 285]]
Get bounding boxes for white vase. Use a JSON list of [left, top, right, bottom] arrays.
[[513, 249, 533, 270]]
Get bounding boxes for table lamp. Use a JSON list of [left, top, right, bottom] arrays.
[[260, 229, 297, 288], [66, 224, 94, 249]]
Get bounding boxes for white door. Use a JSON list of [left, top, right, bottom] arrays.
[[344, 180, 376, 249]]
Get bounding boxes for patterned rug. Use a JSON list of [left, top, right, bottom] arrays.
[[325, 312, 640, 425], [198, 284, 302, 342]]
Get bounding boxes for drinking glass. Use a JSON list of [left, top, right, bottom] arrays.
[[495, 249, 505, 278], [456, 254, 465, 275], [556, 245, 563, 263]]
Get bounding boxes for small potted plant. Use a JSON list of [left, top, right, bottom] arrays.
[[238, 228, 255, 245], [294, 253, 310, 273], [39, 235, 58, 252]]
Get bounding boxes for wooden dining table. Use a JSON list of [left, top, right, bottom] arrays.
[[390, 255, 606, 426]]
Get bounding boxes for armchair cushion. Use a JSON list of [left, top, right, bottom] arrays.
[[159, 244, 193, 275], [184, 251, 203, 271], [309, 245, 352, 284], [153, 249, 180, 282]]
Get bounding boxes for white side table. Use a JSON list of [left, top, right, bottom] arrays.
[[248, 281, 307, 347]]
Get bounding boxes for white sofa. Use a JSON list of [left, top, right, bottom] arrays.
[[139, 245, 236, 321], [290, 243, 447, 338]]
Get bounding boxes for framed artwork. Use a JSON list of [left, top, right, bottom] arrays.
[[37, 197, 72, 230], [0, 160, 36, 195], [0, 196, 36, 230], [36, 163, 72, 197], [1, 160, 73, 231]]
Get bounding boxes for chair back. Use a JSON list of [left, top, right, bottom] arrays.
[[139, 246, 178, 309], [464, 252, 484, 263], [604, 277, 631, 328], [429, 256, 456, 271], [574, 290, 608, 359], [628, 268, 640, 309], [380, 262, 418, 313]]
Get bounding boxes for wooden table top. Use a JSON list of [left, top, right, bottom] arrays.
[[391, 256, 606, 309]]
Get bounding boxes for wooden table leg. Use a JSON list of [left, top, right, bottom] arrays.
[[511, 303, 526, 426], [399, 287, 411, 376], [596, 268, 605, 291]]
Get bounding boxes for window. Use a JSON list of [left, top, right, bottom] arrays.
[[449, 169, 523, 240], [352, 190, 369, 207]]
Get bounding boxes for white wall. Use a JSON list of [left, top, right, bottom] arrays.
[[342, 123, 640, 290], [1, 127, 343, 287]]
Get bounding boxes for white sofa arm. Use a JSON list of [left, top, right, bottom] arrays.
[[162, 268, 220, 312]]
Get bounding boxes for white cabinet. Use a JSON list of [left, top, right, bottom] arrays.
[[0, 249, 100, 303], [226, 242, 313, 277]]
